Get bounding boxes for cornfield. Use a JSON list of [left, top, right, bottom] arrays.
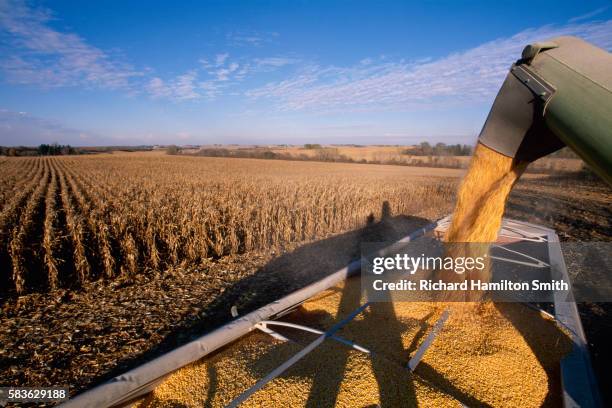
[[0, 153, 455, 295]]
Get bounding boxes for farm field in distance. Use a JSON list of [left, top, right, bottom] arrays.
[[0, 151, 610, 398], [191, 143, 585, 173]]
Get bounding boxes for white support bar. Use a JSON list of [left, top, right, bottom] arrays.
[[407, 309, 450, 371], [255, 323, 290, 342], [490, 243, 550, 268], [259, 320, 371, 354]]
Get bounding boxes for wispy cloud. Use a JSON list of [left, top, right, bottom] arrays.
[[247, 20, 612, 112], [215, 53, 229, 66], [569, 6, 609, 23], [148, 52, 298, 101], [226, 30, 279, 47], [0, 1, 297, 102], [0, 0, 140, 89], [146, 71, 200, 101], [148, 55, 240, 101], [4, 0, 609, 112]]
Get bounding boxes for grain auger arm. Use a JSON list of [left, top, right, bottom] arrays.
[[477, 36, 612, 185]]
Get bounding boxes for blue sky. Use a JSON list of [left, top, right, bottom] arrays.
[[0, 0, 611, 146]]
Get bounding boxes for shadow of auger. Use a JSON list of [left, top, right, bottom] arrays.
[[414, 362, 494, 408], [84, 202, 432, 401]]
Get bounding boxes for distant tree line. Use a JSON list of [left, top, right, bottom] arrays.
[[194, 147, 354, 162], [0, 144, 167, 157], [402, 142, 472, 156], [402, 142, 578, 158], [0, 144, 81, 156], [0, 147, 18, 156], [0, 146, 38, 156], [195, 148, 290, 160], [38, 143, 78, 156]]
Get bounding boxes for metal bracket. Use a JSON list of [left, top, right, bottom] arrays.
[[510, 64, 556, 110]]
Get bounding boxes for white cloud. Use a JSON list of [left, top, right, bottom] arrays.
[[174, 71, 199, 100], [148, 55, 247, 101], [146, 77, 169, 98], [215, 53, 229, 66], [200, 80, 222, 99], [246, 20, 612, 111], [206, 53, 239, 83], [6, 0, 608, 113], [146, 71, 200, 101], [0, 0, 140, 89], [144, 53, 297, 101], [0, 2, 297, 103], [215, 68, 230, 81]]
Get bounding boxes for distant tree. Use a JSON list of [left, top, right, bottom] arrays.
[[262, 151, 277, 159], [166, 145, 180, 155], [303, 143, 322, 149], [402, 142, 472, 156], [433, 142, 446, 156], [419, 142, 433, 155], [61, 145, 76, 155]]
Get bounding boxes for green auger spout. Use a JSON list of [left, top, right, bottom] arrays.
[[478, 36, 612, 184]]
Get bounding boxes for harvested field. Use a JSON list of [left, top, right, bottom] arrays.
[[507, 175, 612, 241], [0, 153, 609, 403]]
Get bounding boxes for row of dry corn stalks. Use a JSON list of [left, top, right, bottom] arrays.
[[0, 154, 456, 295]]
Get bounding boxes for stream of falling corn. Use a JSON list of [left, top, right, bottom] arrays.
[[446, 143, 528, 242]]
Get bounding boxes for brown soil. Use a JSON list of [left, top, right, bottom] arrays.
[[507, 175, 611, 241]]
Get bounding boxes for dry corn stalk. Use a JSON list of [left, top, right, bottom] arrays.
[[0, 154, 456, 295]]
